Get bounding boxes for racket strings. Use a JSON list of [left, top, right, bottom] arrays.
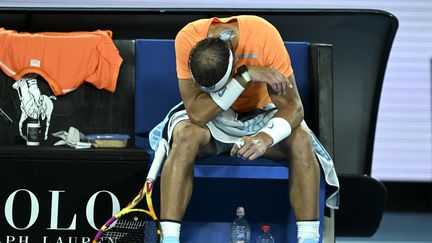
[[114, 218, 147, 230], [99, 216, 159, 243]]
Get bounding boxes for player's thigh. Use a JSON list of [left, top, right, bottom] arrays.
[[196, 137, 218, 159]]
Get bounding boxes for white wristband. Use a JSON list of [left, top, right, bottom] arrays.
[[259, 117, 292, 146], [210, 78, 244, 111]]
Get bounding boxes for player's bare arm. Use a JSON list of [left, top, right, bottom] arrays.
[[248, 65, 293, 95], [178, 74, 248, 127], [231, 74, 303, 160], [178, 78, 222, 127], [267, 74, 304, 129]]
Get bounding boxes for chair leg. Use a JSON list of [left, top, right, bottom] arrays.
[[323, 208, 335, 243]]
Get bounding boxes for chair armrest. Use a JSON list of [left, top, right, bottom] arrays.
[[310, 44, 334, 158]]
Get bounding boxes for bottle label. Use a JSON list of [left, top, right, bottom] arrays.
[[27, 123, 41, 146], [236, 226, 246, 240]]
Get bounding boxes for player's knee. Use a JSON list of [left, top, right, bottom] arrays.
[[172, 121, 207, 148], [289, 126, 313, 151]]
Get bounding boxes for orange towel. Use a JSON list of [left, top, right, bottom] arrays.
[[0, 28, 123, 96]]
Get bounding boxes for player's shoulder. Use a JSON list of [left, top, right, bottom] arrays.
[[238, 15, 280, 40], [175, 18, 208, 42]]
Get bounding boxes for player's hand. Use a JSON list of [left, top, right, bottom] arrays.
[[247, 66, 293, 95], [230, 134, 272, 160]]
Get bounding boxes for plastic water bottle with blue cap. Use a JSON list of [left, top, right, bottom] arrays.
[[230, 207, 250, 243]]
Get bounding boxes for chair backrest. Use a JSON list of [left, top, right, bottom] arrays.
[[135, 39, 311, 148]]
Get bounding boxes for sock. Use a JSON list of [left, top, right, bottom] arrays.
[[297, 220, 320, 243], [160, 220, 181, 242]]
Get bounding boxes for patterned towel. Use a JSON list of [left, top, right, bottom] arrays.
[[149, 102, 340, 209]]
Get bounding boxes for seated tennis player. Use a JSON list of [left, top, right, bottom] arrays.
[[149, 15, 339, 243]]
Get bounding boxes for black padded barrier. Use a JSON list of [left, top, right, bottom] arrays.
[[0, 148, 149, 240]]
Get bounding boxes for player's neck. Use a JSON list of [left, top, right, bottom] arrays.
[[207, 22, 239, 50]]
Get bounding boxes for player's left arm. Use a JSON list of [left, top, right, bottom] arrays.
[[269, 73, 304, 130], [258, 73, 304, 145], [231, 22, 304, 159], [255, 22, 305, 146], [230, 74, 303, 160]]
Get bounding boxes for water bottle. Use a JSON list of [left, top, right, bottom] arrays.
[[256, 225, 274, 243], [230, 207, 251, 243]]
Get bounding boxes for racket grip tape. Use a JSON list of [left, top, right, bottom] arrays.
[[147, 139, 168, 180]]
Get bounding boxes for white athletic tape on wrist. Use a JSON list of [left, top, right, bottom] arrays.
[[234, 139, 245, 148], [210, 77, 244, 110], [259, 117, 292, 146]]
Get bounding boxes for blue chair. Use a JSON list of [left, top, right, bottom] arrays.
[[135, 39, 332, 243]]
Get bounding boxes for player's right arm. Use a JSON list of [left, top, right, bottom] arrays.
[[176, 29, 226, 127], [178, 74, 249, 127], [178, 78, 223, 127]]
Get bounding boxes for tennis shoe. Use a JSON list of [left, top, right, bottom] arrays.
[[300, 238, 319, 243], [161, 236, 180, 243]]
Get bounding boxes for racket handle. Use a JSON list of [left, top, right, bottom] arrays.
[[147, 139, 168, 181]]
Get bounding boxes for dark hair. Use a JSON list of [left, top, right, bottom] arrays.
[[189, 37, 231, 88]]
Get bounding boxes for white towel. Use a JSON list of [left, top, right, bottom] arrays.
[[149, 103, 340, 209]]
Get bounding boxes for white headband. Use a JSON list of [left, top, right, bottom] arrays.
[[193, 48, 234, 93]]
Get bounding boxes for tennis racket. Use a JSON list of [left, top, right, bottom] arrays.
[[92, 139, 169, 243]]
